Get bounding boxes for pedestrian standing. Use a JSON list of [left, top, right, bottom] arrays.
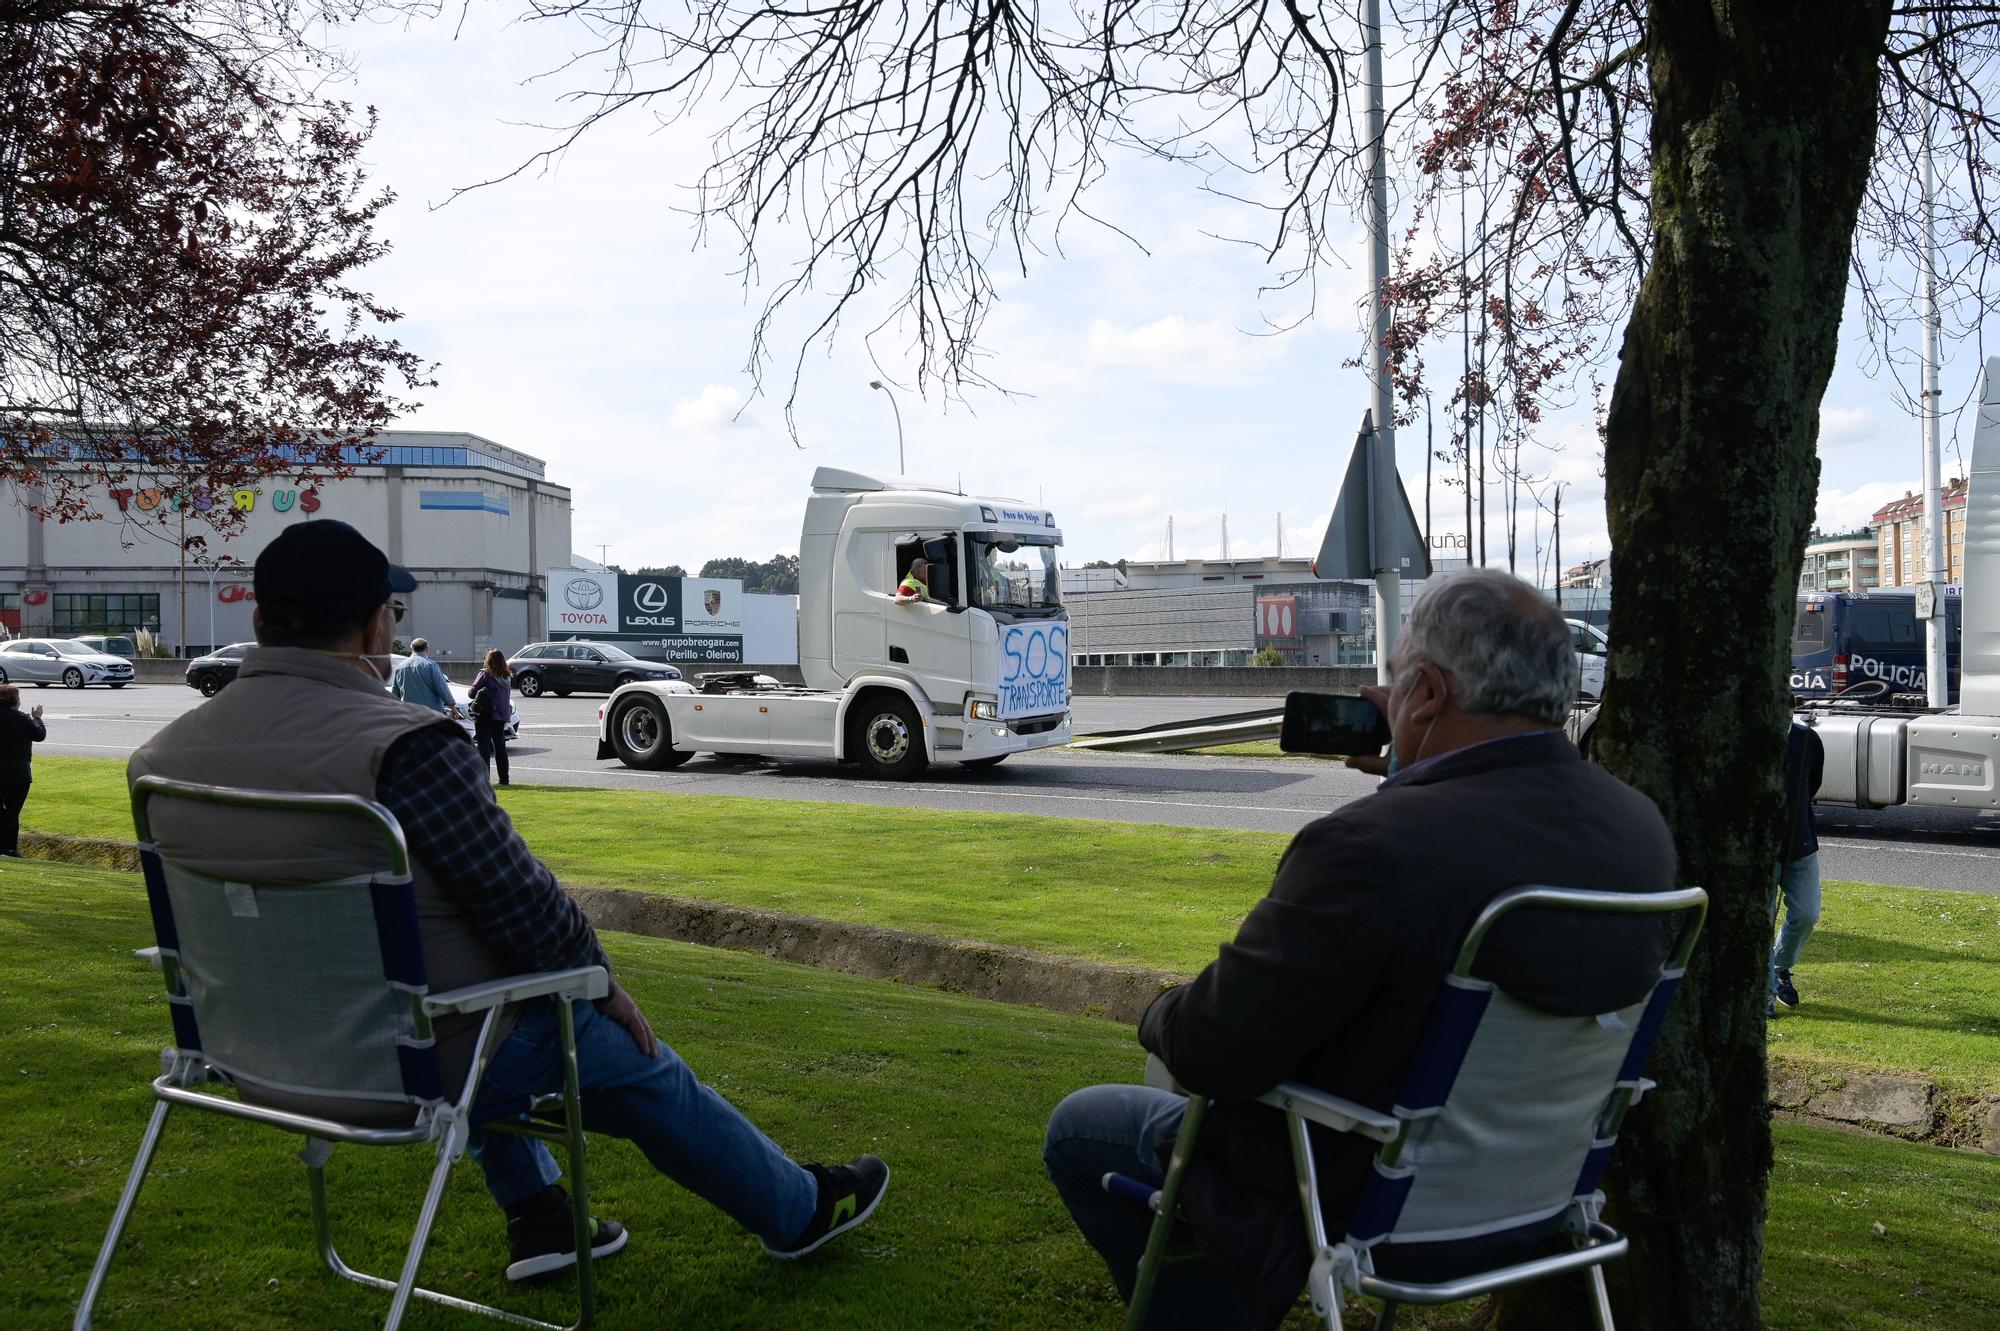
[[470, 648, 514, 787], [0, 684, 47, 857], [391, 637, 459, 717], [1771, 721, 1826, 1018]]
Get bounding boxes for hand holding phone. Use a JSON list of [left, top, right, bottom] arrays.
[[1280, 690, 1392, 757]]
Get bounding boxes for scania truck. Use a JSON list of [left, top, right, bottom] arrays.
[[596, 467, 1072, 780]]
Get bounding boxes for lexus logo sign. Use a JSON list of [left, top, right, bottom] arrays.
[[633, 582, 671, 613], [563, 578, 604, 610]]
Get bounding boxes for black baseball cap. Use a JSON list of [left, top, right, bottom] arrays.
[[254, 520, 416, 636]]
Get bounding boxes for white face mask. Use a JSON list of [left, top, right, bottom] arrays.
[[305, 648, 394, 683]]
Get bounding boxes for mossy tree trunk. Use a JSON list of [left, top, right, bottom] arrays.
[[1503, 2, 1894, 1327]]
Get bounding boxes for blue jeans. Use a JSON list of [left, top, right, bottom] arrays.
[[1043, 1085, 1258, 1331], [1771, 851, 1822, 976], [470, 1001, 816, 1245]]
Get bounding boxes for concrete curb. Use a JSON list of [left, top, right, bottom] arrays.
[[19, 833, 1995, 1154]]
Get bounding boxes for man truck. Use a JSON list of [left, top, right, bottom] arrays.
[[597, 467, 1072, 780]]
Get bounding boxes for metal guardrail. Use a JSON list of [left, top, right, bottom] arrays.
[[1068, 708, 1284, 754]]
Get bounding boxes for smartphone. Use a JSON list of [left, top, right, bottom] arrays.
[[1280, 691, 1391, 756]]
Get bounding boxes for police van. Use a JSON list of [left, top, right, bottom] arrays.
[[1791, 588, 1962, 701]]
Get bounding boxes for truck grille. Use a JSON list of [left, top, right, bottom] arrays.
[[1007, 713, 1065, 736]]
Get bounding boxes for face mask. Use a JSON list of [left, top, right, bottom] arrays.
[[1385, 673, 1444, 777], [306, 647, 394, 683]]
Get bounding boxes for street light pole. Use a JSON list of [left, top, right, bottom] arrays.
[[869, 380, 906, 475]]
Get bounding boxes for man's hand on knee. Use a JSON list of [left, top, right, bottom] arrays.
[[597, 981, 659, 1059]]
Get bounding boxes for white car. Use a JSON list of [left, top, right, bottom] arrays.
[[0, 637, 136, 689], [1567, 619, 1608, 702], [387, 655, 521, 744]]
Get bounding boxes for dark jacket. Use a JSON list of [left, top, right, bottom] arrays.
[[470, 670, 514, 725], [1139, 729, 1678, 1329], [0, 708, 45, 784], [1782, 723, 1824, 864]]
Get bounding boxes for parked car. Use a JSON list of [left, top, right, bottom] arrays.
[[73, 634, 139, 660], [0, 637, 136, 688], [185, 643, 255, 697], [381, 655, 522, 744], [507, 641, 683, 698]]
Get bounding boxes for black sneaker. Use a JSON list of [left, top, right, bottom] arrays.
[[505, 1187, 629, 1283], [1774, 969, 1800, 1009], [763, 1156, 890, 1260]]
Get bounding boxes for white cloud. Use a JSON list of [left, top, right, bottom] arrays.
[[1816, 481, 1911, 534], [1085, 316, 1289, 381], [670, 385, 750, 434]]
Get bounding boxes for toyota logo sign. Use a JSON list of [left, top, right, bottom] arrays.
[[633, 582, 671, 613], [563, 578, 604, 610]]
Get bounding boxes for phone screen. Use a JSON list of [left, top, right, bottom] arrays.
[[1280, 691, 1391, 756]]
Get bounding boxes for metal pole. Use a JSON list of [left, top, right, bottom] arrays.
[[869, 381, 906, 475], [1921, 115, 1949, 707], [206, 561, 216, 652], [1364, 0, 1399, 683]]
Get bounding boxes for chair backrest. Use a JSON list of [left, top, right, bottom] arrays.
[[133, 776, 447, 1115], [1343, 885, 1706, 1264]]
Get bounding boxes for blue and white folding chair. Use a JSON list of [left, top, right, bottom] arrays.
[[76, 776, 611, 1331], [1114, 884, 1707, 1331]]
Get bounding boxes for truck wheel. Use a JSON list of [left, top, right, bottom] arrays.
[[611, 696, 691, 770], [853, 696, 927, 781], [516, 673, 543, 698], [960, 755, 1008, 770]]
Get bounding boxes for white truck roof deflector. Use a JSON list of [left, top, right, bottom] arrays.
[[1961, 355, 2000, 717]]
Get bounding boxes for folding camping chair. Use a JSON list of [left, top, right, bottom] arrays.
[[75, 776, 611, 1331], [1113, 883, 1707, 1331]]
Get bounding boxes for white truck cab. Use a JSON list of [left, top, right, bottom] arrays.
[[598, 467, 1072, 779]]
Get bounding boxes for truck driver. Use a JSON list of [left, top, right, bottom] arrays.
[[895, 558, 935, 604]]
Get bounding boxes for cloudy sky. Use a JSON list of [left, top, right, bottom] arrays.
[[330, 11, 1991, 577]]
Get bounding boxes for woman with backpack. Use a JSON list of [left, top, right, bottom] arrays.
[[469, 649, 514, 787]]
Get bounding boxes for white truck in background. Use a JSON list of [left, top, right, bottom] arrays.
[[1571, 356, 1999, 812], [596, 467, 1072, 780]]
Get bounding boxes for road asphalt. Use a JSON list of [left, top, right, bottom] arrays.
[[22, 682, 1999, 896]]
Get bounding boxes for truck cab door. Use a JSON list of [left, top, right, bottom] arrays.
[[887, 536, 974, 706]]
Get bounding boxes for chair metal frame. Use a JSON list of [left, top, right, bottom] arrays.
[[76, 776, 611, 1331], [1121, 884, 1708, 1331]]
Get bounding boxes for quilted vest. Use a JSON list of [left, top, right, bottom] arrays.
[[128, 646, 516, 1116]]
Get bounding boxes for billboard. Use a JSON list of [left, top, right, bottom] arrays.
[[547, 571, 796, 665]]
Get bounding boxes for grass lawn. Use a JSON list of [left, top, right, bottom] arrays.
[[21, 756, 2000, 1098], [4, 861, 1998, 1330]]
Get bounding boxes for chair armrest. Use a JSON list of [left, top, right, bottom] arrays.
[[1257, 1082, 1401, 1143], [422, 966, 610, 1017], [1143, 1053, 1188, 1094]]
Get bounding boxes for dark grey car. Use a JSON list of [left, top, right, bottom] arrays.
[[507, 641, 682, 698]]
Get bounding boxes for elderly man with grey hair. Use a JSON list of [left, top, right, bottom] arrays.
[[1042, 569, 1677, 1331]]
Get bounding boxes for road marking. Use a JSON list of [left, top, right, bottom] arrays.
[[1817, 836, 2000, 862]]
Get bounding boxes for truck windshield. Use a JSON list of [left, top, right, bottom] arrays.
[[969, 536, 1063, 612]]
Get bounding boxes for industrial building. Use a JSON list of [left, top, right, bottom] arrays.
[[1, 431, 572, 660]]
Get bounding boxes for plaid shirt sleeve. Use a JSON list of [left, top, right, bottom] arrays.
[[375, 725, 611, 980]]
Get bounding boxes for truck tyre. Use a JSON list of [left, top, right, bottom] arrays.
[[516, 672, 543, 698], [611, 695, 691, 770], [852, 695, 928, 781], [960, 755, 1008, 770]]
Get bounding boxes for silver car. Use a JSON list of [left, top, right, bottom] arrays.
[[387, 655, 521, 744], [0, 637, 136, 689]]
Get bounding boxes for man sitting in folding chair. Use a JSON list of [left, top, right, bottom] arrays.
[[123, 522, 889, 1282], [1044, 570, 1680, 1330]]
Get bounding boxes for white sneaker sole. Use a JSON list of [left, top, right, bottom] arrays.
[[763, 1166, 891, 1261], [506, 1225, 629, 1283]]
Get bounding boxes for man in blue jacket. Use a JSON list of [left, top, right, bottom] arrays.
[[391, 637, 458, 716]]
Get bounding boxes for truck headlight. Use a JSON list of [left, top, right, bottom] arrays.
[[968, 699, 998, 720]]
